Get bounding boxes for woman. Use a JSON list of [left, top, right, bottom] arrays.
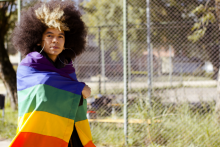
[[10, 1, 95, 147]]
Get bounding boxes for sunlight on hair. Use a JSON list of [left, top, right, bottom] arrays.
[[35, 4, 69, 31]]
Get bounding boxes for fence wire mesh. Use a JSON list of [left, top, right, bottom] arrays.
[[74, 0, 220, 146], [14, 0, 220, 146]]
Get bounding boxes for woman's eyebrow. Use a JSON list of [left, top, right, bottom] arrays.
[[45, 32, 64, 36], [45, 31, 53, 34], [59, 33, 65, 36]]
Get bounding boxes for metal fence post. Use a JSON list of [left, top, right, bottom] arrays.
[[146, 0, 152, 107], [98, 27, 101, 94], [101, 40, 106, 94], [18, 0, 22, 64], [180, 48, 183, 84], [169, 45, 173, 86], [123, 0, 128, 145], [151, 44, 153, 86], [128, 42, 131, 91]]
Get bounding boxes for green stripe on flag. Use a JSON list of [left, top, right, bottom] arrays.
[[18, 84, 81, 119], [75, 99, 87, 122]]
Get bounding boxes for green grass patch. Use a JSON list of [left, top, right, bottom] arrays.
[[1, 97, 220, 146], [91, 100, 220, 147], [0, 106, 17, 140]]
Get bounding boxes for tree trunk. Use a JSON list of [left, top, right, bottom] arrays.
[[0, 36, 17, 110]]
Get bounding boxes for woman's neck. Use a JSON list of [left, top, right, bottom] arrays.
[[47, 54, 57, 62]]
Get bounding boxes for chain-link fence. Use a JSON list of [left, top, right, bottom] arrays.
[[8, 0, 220, 146], [73, 0, 220, 146]]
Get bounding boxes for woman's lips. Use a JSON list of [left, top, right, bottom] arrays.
[[51, 46, 59, 49]]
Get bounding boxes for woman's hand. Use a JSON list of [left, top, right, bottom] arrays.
[[82, 84, 91, 99]]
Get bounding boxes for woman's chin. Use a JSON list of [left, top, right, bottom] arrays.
[[50, 50, 62, 55]]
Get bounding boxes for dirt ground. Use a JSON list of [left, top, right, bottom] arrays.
[[0, 139, 11, 147]]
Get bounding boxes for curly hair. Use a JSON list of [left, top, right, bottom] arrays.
[[12, 0, 87, 59]]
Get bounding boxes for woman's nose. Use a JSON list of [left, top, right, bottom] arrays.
[[52, 37, 59, 43]]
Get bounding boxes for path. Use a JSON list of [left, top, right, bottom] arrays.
[[0, 140, 11, 147]]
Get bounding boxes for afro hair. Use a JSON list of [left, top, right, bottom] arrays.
[[12, 0, 87, 59]]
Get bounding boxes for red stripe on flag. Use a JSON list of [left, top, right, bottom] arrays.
[[84, 141, 96, 147], [10, 132, 68, 147]]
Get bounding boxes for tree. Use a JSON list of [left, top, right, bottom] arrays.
[[188, 0, 219, 79], [0, 1, 18, 110], [81, 0, 208, 67], [0, 0, 40, 110], [184, 0, 220, 118], [81, 0, 147, 56]]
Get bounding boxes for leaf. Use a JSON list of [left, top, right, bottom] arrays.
[[191, 22, 201, 31], [188, 28, 207, 42], [191, 4, 205, 14]]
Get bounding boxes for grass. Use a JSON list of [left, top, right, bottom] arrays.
[[90, 99, 220, 147], [1, 96, 220, 146], [0, 103, 17, 140]]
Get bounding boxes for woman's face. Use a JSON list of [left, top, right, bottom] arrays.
[[41, 28, 65, 61]]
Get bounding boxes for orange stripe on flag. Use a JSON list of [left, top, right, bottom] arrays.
[[16, 111, 74, 142], [84, 141, 96, 147], [9, 132, 68, 147]]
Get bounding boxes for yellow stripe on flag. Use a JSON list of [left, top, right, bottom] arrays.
[[17, 111, 74, 143], [75, 119, 92, 146]]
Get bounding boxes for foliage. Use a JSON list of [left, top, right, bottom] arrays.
[[81, 0, 211, 60], [81, 0, 220, 80], [5, 0, 39, 55], [81, 0, 146, 39], [188, 1, 216, 42], [187, 0, 220, 79]]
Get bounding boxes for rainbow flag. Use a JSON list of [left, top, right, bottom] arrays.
[[10, 52, 95, 147]]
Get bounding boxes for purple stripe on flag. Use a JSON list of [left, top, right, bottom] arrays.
[[20, 52, 75, 79], [17, 65, 85, 95]]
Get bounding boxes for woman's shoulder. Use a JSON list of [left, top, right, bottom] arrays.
[[20, 51, 49, 65]]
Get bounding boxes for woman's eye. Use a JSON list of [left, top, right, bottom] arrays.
[[47, 35, 52, 37], [59, 36, 64, 38]]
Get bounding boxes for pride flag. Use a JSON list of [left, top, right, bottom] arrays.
[[10, 52, 95, 147]]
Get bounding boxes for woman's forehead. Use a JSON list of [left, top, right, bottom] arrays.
[[43, 28, 64, 35]]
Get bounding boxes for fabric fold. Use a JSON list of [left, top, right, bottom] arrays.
[[10, 52, 95, 147]]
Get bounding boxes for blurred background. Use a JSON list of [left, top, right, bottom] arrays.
[[1, 0, 220, 146]]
